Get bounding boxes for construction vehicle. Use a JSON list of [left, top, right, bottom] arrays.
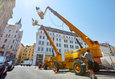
[[32, 19, 61, 70], [33, 6, 102, 75]]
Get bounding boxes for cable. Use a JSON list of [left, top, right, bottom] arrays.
[[48, 12, 64, 29]]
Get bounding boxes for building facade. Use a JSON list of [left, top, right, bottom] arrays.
[[16, 43, 24, 64], [33, 26, 87, 65], [0, 19, 23, 59], [21, 43, 35, 61], [0, 0, 15, 40]]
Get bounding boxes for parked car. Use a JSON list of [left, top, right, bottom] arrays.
[[8, 60, 14, 71], [0, 56, 8, 78]]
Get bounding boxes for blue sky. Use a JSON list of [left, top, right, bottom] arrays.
[[8, 0, 115, 46]]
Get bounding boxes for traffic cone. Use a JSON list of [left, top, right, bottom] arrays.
[[34, 66, 36, 69], [55, 68, 58, 74]]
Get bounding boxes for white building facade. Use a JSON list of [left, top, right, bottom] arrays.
[[0, 19, 23, 59], [33, 26, 87, 65]]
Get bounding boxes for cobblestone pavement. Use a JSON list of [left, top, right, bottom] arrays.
[[2, 66, 115, 79]]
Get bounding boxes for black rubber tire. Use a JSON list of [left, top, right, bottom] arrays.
[[93, 62, 100, 72], [72, 61, 86, 75], [69, 69, 73, 71], [4, 71, 7, 75], [0, 68, 4, 79]]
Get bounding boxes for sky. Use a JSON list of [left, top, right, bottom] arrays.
[[8, 0, 115, 46]]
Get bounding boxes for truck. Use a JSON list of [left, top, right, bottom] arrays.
[[32, 6, 115, 75], [100, 45, 115, 69], [21, 60, 32, 66]]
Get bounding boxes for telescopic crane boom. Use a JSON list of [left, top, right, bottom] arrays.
[[32, 19, 60, 56], [36, 6, 99, 47], [40, 26, 61, 56]]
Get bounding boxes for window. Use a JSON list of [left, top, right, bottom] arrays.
[[47, 42, 49, 46], [59, 49, 61, 52], [39, 36, 42, 39], [56, 34, 58, 36], [50, 33, 52, 35], [9, 30, 11, 32], [39, 41, 41, 45], [70, 45, 74, 48], [12, 40, 15, 43], [4, 39, 7, 43], [10, 45, 13, 49], [56, 43, 58, 47], [38, 47, 40, 51], [49, 48, 51, 52], [63, 32, 66, 35], [8, 34, 10, 37], [64, 44, 68, 48], [75, 46, 79, 49], [42, 41, 44, 45], [85, 43, 87, 45], [75, 42, 77, 44], [2, 45, 5, 49], [41, 47, 44, 51], [43, 36, 45, 39], [59, 43, 61, 47], [47, 37, 48, 40], [14, 35, 16, 38], [56, 38, 58, 41], [59, 39, 61, 42], [40, 30, 42, 33], [5, 34, 8, 37], [80, 43, 83, 45], [70, 41, 73, 43], [28, 54, 30, 56], [46, 48, 48, 52], [63, 35, 65, 38], [53, 37, 54, 41], [66, 36, 68, 38], [64, 49, 67, 52], [64, 40, 68, 43]]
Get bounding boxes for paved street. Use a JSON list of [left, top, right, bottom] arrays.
[[2, 66, 115, 79]]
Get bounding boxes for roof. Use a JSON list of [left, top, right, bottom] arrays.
[[39, 26, 78, 37], [21, 43, 24, 47]]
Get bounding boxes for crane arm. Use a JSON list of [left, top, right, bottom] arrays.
[[40, 25, 60, 56], [36, 6, 99, 47]]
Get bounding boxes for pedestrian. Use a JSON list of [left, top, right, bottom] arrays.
[[39, 63, 42, 69], [82, 49, 97, 79]]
